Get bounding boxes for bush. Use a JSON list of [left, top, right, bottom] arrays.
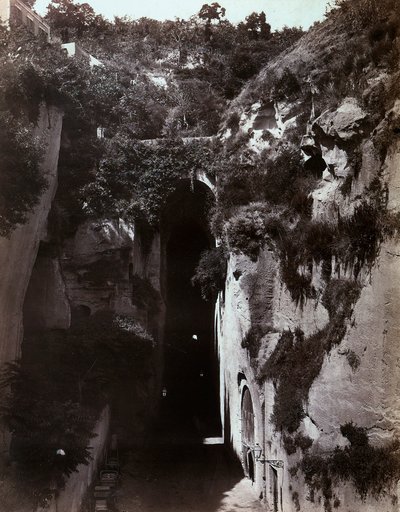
[[225, 204, 269, 261], [191, 246, 227, 301], [272, 68, 302, 101], [0, 113, 46, 237], [0, 312, 154, 505], [84, 138, 216, 226], [301, 423, 400, 506], [261, 278, 360, 432]]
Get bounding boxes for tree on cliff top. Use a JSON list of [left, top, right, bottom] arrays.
[[46, 0, 106, 36], [238, 12, 271, 40], [198, 3, 226, 24]]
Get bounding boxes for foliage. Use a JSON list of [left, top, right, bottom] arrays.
[[261, 279, 361, 432], [217, 145, 314, 215], [283, 433, 313, 455], [0, 26, 118, 238], [131, 274, 161, 313], [272, 68, 301, 101], [225, 204, 270, 261], [198, 3, 226, 25], [0, 112, 46, 237], [46, 0, 107, 38], [237, 12, 271, 40], [84, 138, 217, 226], [301, 423, 400, 507], [0, 312, 153, 505], [330, 0, 398, 31], [191, 246, 227, 301]]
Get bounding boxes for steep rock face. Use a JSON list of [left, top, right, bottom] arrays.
[[61, 219, 137, 320], [23, 254, 70, 332], [0, 105, 63, 364], [57, 219, 164, 337], [219, 86, 400, 510]]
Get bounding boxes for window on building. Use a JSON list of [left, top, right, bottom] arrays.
[[12, 6, 23, 25], [38, 27, 48, 40], [26, 17, 35, 34]]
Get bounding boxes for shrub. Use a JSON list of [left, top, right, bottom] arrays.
[[272, 68, 301, 101], [301, 423, 400, 507], [0, 312, 154, 505], [225, 204, 268, 261], [0, 113, 46, 237], [225, 111, 241, 134], [191, 246, 227, 301], [241, 324, 273, 358], [295, 433, 313, 452], [335, 202, 383, 273], [261, 278, 360, 432], [322, 279, 361, 321], [84, 138, 216, 226], [292, 491, 301, 512]]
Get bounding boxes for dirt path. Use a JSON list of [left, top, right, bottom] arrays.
[[116, 440, 264, 512]]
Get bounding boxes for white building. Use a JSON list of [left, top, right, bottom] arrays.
[[0, 0, 51, 41], [61, 42, 103, 68]]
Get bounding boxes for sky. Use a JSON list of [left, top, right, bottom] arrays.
[[33, 0, 332, 30]]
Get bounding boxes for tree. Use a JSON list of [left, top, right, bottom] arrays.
[[238, 11, 271, 40], [198, 2, 226, 24], [198, 3, 226, 40], [46, 0, 99, 36]]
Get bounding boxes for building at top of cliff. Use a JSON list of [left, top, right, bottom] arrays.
[[0, 0, 51, 41], [61, 41, 103, 68]]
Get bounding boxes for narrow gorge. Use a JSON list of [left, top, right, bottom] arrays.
[[1, 1, 400, 511]]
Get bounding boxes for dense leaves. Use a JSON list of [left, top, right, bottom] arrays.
[[0, 113, 45, 236], [0, 312, 154, 504], [301, 423, 400, 506], [84, 137, 218, 225], [191, 246, 227, 300]]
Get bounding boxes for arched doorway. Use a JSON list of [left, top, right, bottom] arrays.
[[241, 386, 255, 481], [161, 180, 221, 438]]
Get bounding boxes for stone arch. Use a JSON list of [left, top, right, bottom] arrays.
[[241, 385, 255, 481], [160, 177, 220, 437]]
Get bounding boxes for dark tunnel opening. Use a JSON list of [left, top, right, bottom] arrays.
[[160, 180, 221, 440]]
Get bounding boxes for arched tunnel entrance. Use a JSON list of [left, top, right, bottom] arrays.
[[160, 179, 221, 440]]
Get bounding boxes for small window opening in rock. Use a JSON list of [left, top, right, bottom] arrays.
[[71, 305, 91, 326], [252, 103, 277, 131], [233, 270, 242, 280], [237, 372, 246, 386], [304, 155, 327, 177]]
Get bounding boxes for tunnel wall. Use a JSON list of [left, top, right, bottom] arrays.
[[218, 105, 400, 511], [0, 104, 63, 366]]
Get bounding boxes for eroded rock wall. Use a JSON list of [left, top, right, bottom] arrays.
[[0, 105, 63, 364], [219, 95, 400, 512]]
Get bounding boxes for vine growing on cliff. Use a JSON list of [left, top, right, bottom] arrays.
[[300, 423, 400, 510], [258, 279, 361, 433]]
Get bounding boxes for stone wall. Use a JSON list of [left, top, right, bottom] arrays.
[[0, 104, 63, 365], [218, 99, 400, 512]]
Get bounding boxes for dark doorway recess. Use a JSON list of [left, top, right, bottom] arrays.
[[161, 180, 221, 440], [241, 387, 255, 480]]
